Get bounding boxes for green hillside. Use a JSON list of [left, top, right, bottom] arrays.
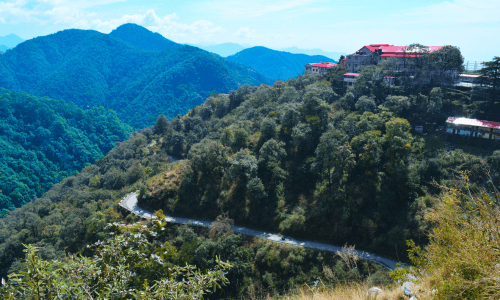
[[1, 47, 498, 298], [226, 46, 337, 80], [0, 27, 273, 129], [0, 89, 132, 216]]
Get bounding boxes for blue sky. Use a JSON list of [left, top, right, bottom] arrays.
[[0, 0, 498, 62]]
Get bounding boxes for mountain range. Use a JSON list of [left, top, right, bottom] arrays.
[[0, 34, 24, 49], [226, 46, 337, 80], [189, 42, 347, 61], [0, 25, 272, 129], [280, 46, 347, 60], [189, 42, 250, 57]]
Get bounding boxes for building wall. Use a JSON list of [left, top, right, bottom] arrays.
[[446, 123, 500, 140]]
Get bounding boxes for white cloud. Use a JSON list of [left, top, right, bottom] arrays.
[[234, 27, 255, 39], [0, 1, 224, 42], [202, 0, 324, 21], [0, 0, 123, 25], [86, 10, 225, 41]]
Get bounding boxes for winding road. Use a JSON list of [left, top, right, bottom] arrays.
[[119, 192, 402, 270]]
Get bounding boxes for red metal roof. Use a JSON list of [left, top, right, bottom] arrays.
[[447, 117, 500, 129], [344, 73, 360, 76], [309, 62, 336, 68], [358, 44, 444, 56]]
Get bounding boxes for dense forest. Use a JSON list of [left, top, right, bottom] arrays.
[[0, 25, 272, 128], [226, 46, 337, 80], [0, 126, 389, 298], [0, 89, 132, 216]]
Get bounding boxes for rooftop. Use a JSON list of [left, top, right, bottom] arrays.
[[446, 117, 500, 129], [309, 62, 336, 68], [359, 44, 444, 57]]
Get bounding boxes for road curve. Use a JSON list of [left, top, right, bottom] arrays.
[[119, 192, 402, 270]]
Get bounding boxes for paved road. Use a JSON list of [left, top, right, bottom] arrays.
[[119, 192, 402, 270]]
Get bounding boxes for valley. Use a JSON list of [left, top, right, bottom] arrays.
[[0, 16, 498, 299]]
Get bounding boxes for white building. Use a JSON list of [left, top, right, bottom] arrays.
[[304, 62, 336, 76]]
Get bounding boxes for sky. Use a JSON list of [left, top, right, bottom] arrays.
[[0, 0, 498, 62]]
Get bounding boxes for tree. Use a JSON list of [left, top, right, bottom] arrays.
[[427, 45, 464, 86], [379, 95, 410, 115], [392, 178, 500, 299], [479, 56, 500, 104], [325, 64, 348, 96], [355, 95, 376, 112], [427, 87, 443, 120], [1, 212, 232, 299], [312, 125, 355, 187], [152, 114, 169, 135]]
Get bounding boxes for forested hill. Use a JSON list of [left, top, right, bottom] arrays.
[[226, 46, 337, 80], [0, 89, 132, 216], [0, 27, 273, 128], [109, 23, 180, 51]]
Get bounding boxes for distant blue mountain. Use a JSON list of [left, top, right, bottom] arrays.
[[280, 46, 348, 61], [109, 23, 180, 51], [189, 42, 250, 57], [226, 46, 337, 80], [0, 34, 24, 49], [0, 45, 9, 52]]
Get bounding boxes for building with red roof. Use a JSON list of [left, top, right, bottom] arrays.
[[304, 61, 337, 75], [446, 117, 500, 139], [345, 44, 444, 73]]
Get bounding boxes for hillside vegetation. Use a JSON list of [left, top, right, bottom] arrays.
[[0, 126, 389, 298], [226, 46, 337, 80], [0, 89, 132, 215], [0, 26, 272, 128]]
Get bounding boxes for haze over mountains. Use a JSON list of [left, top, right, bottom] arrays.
[[0, 34, 24, 52], [226, 46, 337, 80], [189, 42, 347, 61], [189, 42, 250, 57], [0, 25, 272, 128]]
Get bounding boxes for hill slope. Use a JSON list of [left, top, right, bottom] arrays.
[[109, 23, 179, 51], [0, 27, 272, 128], [226, 46, 337, 80], [0, 89, 132, 215]]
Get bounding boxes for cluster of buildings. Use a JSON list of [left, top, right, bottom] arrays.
[[304, 44, 498, 141], [304, 43, 470, 89]]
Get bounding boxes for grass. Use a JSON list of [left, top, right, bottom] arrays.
[[252, 277, 438, 300]]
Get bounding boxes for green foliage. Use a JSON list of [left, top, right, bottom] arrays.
[[0, 89, 132, 215], [0, 218, 232, 299], [392, 178, 500, 299]]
